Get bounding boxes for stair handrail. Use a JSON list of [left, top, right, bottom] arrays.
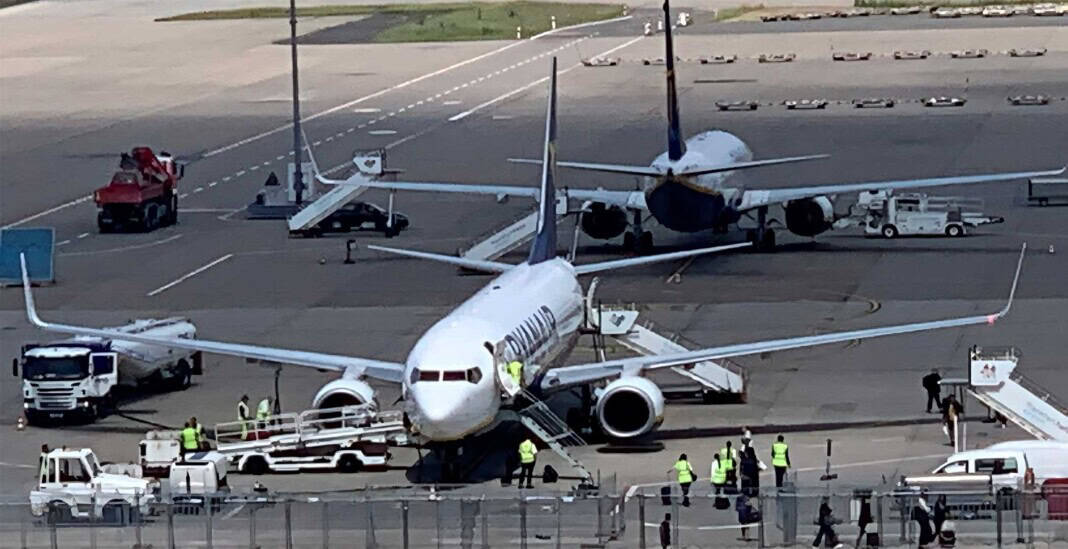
[[1010, 370, 1068, 418], [457, 207, 540, 257]]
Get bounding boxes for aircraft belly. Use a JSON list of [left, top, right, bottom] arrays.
[[646, 181, 727, 232]]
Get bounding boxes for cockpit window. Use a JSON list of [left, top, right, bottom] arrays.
[[442, 371, 466, 382], [411, 368, 483, 383], [418, 370, 440, 382], [467, 368, 482, 384]]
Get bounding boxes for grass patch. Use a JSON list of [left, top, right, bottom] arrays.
[[158, 1, 625, 42], [0, 0, 37, 8], [713, 4, 765, 21]]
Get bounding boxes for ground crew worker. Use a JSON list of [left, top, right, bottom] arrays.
[[710, 453, 727, 495], [190, 417, 203, 449], [772, 435, 791, 488], [669, 453, 695, 507], [257, 395, 272, 433], [237, 395, 251, 440], [507, 360, 523, 387], [719, 440, 738, 487], [180, 422, 199, 455], [517, 438, 537, 489]]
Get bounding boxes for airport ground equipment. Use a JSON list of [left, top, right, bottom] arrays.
[[140, 430, 183, 477], [286, 151, 385, 234], [213, 404, 405, 474], [30, 447, 155, 523], [14, 318, 201, 424], [716, 99, 760, 111], [959, 347, 1068, 442], [1028, 178, 1068, 206], [833, 190, 1003, 238], [167, 451, 229, 511], [94, 147, 183, 232], [457, 194, 567, 262], [784, 99, 828, 110], [1008, 95, 1050, 106], [853, 97, 895, 108], [0, 227, 54, 285], [296, 201, 409, 238]]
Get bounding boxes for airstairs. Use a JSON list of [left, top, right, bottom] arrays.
[[286, 151, 385, 233], [458, 194, 567, 261], [587, 303, 748, 398], [517, 391, 594, 483], [964, 346, 1068, 442]]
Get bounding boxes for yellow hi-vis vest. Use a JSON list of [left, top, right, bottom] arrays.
[[507, 361, 523, 385], [181, 427, 199, 450], [237, 401, 250, 421], [257, 399, 271, 420], [674, 460, 693, 484], [519, 439, 536, 463], [772, 442, 789, 467], [711, 459, 727, 485], [719, 447, 735, 470]]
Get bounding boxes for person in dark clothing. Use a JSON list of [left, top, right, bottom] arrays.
[[922, 369, 942, 413], [813, 498, 841, 548], [914, 493, 936, 547], [933, 495, 948, 536], [660, 513, 672, 549], [940, 394, 964, 445], [736, 493, 759, 541], [855, 495, 873, 548], [739, 443, 761, 496]]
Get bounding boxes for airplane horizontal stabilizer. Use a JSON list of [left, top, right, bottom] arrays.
[[573, 241, 750, 275], [675, 154, 829, 177], [508, 158, 664, 177], [367, 245, 513, 273]]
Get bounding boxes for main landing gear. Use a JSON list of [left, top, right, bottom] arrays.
[[622, 209, 653, 254], [745, 206, 777, 252]]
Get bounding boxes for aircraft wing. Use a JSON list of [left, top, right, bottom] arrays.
[[19, 256, 406, 383], [540, 244, 1025, 391], [737, 167, 1066, 210]]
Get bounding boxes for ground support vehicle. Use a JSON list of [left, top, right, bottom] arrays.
[[297, 201, 410, 238], [14, 318, 201, 424], [1008, 95, 1050, 106], [140, 430, 183, 477], [699, 54, 736, 64], [893, 50, 930, 60], [1028, 178, 1068, 206], [758, 53, 795, 63], [784, 99, 828, 110], [716, 100, 759, 111], [832, 51, 872, 61], [581, 57, 619, 67], [95, 147, 183, 232], [924, 96, 967, 107], [213, 404, 407, 475], [853, 97, 895, 108], [834, 190, 1003, 238], [30, 448, 155, 524], [166, 452, 229, 514]]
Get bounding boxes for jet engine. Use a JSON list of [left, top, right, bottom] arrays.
[[784, 196, 835, 237], [581, 203, 629, 240], [595, 377, 665, 439], [312, 378, 377, 410]]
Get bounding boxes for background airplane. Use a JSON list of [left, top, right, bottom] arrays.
[[22, 59, 1026, 460], [327, 0, 1063, 254]]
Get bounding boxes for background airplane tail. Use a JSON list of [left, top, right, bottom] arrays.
[[663, 0, 685, 162], [527, 57, 559, 265]]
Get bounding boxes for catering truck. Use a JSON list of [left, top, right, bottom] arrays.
[[13, 318, 201, 424]]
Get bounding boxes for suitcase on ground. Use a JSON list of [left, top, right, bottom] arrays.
[[866, 532, 880, 547], [714, 496, 730, 510], [542, 465, 558, 483], [661, 486, 672, 506]]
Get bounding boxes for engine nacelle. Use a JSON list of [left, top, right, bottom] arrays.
[[784, 196, 835, 237], [581, 203, 628, 240], [595, 377, 665, 439], [312, 378, 377, 410]]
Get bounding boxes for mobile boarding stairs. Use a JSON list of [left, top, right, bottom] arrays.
[[945, 346, 1068, 442]]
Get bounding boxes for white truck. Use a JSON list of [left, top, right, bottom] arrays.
[[930, 440, 1068, 488], [834, 190, 1003, 238], [13, 318, 202, 424], [139, 430, 183, 478], [214, 404, 406, 475], [30, 448, 156, 523], [167, 451, 229, 514]]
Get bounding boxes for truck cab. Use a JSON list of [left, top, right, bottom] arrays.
[[14, 343, 118, 423], [30, 448, 155, 522]]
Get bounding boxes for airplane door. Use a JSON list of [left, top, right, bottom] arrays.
[[492, 341, 521, 398]]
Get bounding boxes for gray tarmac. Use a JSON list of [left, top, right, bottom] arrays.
[[1, 2, 1067, 530]]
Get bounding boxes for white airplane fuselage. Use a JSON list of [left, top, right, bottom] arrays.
[[644, 130, 754, 232], [402, 259, 584, 441]]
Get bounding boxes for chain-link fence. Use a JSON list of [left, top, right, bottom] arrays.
[[0, 482, 626, 549], [620, 483, 1068, 548]]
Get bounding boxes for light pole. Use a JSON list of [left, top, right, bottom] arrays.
[[289, 0, 305, 206]]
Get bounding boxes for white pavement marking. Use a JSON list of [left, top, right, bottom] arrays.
[[146, 253, 233, 297], [222, 176, 231, 182], [220, 504, 246, 520], [60, 234, 184, 257], [1, 195, 93, 229], [276, 155, 285, 161], [193, 187, 204, 193], [0, 461, 35, 470], [77, 232, 89, 239], [447, 36, 644, 123], [530, 14, 633, 39], [236, 170, 246, 177], [209, 182, 218, 187], [443, 100, 462, 105], [352, 107, 381, 113], [179, 193, 189, 199], [369, 130, 398, 135], [201, 40, 527, 158], [56, 240, 70, 246]]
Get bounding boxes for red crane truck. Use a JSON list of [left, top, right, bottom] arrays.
[[94, 147, 184, 232]]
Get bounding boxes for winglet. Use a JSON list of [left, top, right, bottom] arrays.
[[19, 253, 45, 329], [301, 128, 322, 180], [990, 243, 1026, 323], [663, 0, 685, 162], [527, 57, 559, 265]]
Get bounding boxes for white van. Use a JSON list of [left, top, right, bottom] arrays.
[[933, 441, 1068, 487]]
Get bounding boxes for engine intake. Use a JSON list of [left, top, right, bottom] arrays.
[[312, 378, 377, 410], [784, 196, 834, 237], [595, 377, 665, 439], [581, 203, 628, 240]]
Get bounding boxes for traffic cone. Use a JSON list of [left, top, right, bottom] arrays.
[[16, 415, 26, 431], [1049, 244, 1055, 254]]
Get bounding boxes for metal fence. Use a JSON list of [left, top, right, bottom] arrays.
[[620, 483, 1068, 548]]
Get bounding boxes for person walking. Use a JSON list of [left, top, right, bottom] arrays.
[[710, 453, 727, 496], [507, 360, 523, 388], [190, 417, 204, 450], [855, 493, 873, 548], [257, 395, 272, 433], [933, 494, 948, 536], [736, 492, 760, 541], [922, 369, 942, 413], [941, 394, 963, 446], [720, 440, 738, 490], [739, 442, 761, 496], [670, 454, 695, 506], [180, 421, 199, 456], [237, 395, 251, 440], [914, 492, 936, 547], [771, 435, 791, 488], [517, 438, 537, 489], [660, 513, 672, 549], [812, 498, 842, 548]]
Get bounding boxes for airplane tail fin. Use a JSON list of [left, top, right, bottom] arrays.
[[663, 0, 685, 162], [527, 57, 559, 266]]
